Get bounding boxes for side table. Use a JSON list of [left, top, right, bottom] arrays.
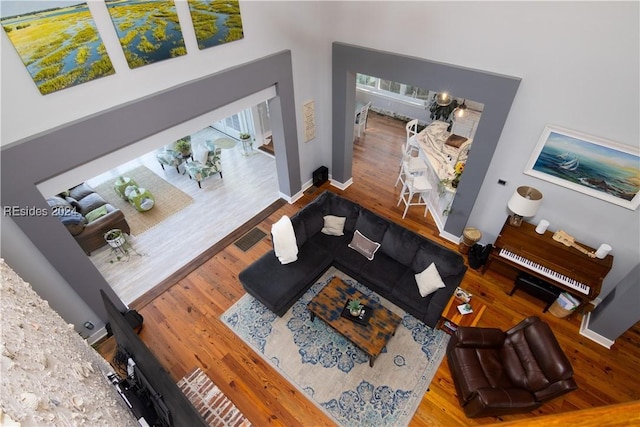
[[437, 293, 487, 335]]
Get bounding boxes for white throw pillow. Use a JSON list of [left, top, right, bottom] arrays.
[[415, 263, 446, 297], [321, 215, 346, 236], [193, 145, 208, 164]]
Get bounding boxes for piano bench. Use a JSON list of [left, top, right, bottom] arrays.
[[510, 274, 561, 312]]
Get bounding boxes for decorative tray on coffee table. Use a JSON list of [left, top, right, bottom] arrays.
[[340, 299, 372, 325]]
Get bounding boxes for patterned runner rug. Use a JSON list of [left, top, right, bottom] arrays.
[[177, 367, 251, 427], [221, 267, 449, 427]]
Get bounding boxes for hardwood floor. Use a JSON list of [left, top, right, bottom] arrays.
[[97, 112, 640, 426]]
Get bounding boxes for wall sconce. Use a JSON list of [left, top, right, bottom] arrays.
[[435, 92, 452, 106], [507, 186, 543, 226]]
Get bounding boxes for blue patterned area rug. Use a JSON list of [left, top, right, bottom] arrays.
[[221, 267, 449, 426]]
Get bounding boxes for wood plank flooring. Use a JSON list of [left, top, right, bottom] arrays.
[[97, 112, 640, 426]]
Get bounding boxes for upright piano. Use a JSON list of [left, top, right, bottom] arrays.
[[482, 219, 613, 309]]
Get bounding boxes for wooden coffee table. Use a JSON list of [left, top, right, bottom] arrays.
[[307, 277, 402, 367]]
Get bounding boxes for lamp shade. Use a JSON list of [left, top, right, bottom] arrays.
[[507, 186, 543, 217]]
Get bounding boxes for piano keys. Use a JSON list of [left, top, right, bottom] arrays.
[[498, 248, 590, 295], [482, 219, 613, 305]]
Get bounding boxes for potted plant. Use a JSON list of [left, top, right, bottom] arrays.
[[175, 137, 191, 156], [239, 132, 253, 155], [347, 299, 363, 316], [104, 229, 126, 249]]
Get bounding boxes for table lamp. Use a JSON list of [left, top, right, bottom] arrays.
[[507, 186, 543, 226]]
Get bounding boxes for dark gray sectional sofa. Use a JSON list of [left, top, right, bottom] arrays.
[[238, 191, 467, 328]]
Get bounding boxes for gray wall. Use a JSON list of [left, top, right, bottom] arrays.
[[331, 42, 521, 236], [588, 264, 640, 341], [0, 51, 300, 320]]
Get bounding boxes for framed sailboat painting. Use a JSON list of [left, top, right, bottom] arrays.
[[524, 125, 640, 210]]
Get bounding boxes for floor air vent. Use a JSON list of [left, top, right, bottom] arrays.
[[234, 227, 267, 252]]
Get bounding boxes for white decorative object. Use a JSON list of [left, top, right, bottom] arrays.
[[595, 243, 612, 259], [535, 219, 550, 234]]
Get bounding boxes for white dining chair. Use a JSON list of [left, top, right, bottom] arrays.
[[397, 173, 432, 219], [395, 144, 428, 187], [405, 119, 420, 155], [354, 102, 371, 139]]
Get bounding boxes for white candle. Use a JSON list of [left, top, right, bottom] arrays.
[[595, 243, 612, 259], [535, 219, 549, 234]]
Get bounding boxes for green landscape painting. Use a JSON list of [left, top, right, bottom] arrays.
[[1, 1, 115, 95], [187, 0, 244, 50], [106, 0, 186, 69]]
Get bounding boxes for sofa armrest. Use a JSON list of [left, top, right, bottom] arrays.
[[82, 206, 125, 235], [533, 378, 578, 403], [463, 387, 538, 418], [452, 327, 505, 348]]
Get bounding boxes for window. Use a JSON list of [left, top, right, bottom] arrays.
[[356, 73, 431, 106]]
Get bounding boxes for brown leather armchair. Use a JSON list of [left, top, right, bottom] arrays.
[[446, 316, 577, 418]]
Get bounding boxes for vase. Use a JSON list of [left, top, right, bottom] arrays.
[[451, 177, 460, 188]]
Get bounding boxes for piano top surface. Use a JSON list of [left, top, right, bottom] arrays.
[[494, 219, 613, 283]]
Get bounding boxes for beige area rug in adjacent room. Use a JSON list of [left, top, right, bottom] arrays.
[[178, 367, 252, 427], [94, 166, 193, 236]]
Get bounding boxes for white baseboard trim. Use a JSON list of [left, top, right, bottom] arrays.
[[330, 177, 353, 190], [579, 312, 615, 349], [439, 230, 460, 244], [87, 327, 108, 346]]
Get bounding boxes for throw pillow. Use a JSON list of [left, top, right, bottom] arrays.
[[194, 145, 208, 164], [445, 134, 468, 148], [321, 215, 346, 236], [59, 211, 86, 236], [348, 230, 381, 261], [415, 262, 446, 297], [85, 205, 108, 223]]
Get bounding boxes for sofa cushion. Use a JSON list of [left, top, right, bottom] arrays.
[[321, 215, 346, 236], [298, 202, 325, 238], [348, 230, 381, 261], [59, 211, 86, 236], [76, 192, 107, 214], [309, 231, 352, 253], [354, 209, 388, 242], [47, 196, 72, 211], [415, 263, 446, 297], [380, 222, 421, 266], [325, 195, 360, 232], [355, 251, 407, 294], [290, 215, 307, 247], [239, 241, 332, 315], [68, 183, 95, 201], [391, 271, 432, 315], [64, 196, 82, 211], [85, 205, 108, 223], [412, 242, 465, 277]]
